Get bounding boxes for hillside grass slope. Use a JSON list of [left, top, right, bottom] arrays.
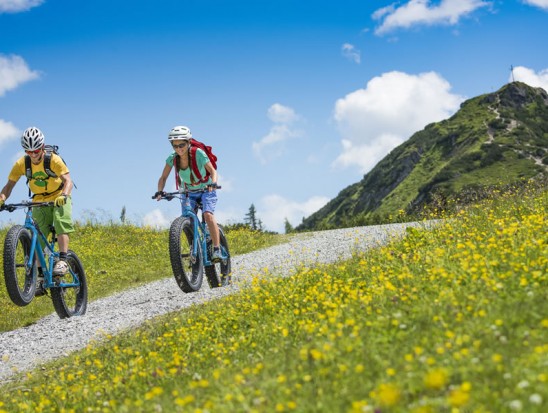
[[298, 82, 548, 231], [0, 182, 546, 412], [0, 224, 282, 332]]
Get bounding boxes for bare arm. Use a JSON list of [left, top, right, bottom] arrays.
[[156, 163, 173, 200], [204, 161, 217, 185], [60, 172, 73, 196], [0, 180, 17, 202]]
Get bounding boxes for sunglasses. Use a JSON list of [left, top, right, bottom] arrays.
[[25, 148, 42, 155], [172, 142, 188, 149]]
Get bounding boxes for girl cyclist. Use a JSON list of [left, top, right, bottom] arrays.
[[154, 126, 223, 261]]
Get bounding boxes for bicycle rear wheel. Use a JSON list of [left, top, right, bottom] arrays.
[[205, 225, 232, 288], [51, 250, 88, 318], [3, 225, 36, 306], [169, 216, 204, 292]]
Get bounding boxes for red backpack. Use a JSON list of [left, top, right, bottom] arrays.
[[174, 139, 217, 189]]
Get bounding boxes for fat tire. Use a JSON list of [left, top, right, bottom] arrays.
[[205, 225, 232, 288], [3, 225, 36, 306], [169, 216, 204, 293], [51, 250, 88, 318]]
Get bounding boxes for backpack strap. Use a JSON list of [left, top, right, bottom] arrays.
[[43, 151, 58, 178], [189, 145, 210, 183], [24, 155, 32, 180]]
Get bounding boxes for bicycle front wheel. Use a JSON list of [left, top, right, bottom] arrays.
[[169, 216, 204, 293], [3, 225, 36, 306], [51, 250, 88, 319], [205, 225, 232, 288]]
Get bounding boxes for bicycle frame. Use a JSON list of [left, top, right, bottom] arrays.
[[22, 205, 80, 289], [179, 194, 216, 267]]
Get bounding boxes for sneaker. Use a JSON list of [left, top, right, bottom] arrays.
[[35, 276, 46, 297], [212, 248, 222, 262], [53, 260, 69, 276]]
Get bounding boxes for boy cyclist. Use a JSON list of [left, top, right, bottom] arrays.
[[0, 127, 74, 295]]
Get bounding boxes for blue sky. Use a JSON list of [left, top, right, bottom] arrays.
[[1, 0, 547, 233]]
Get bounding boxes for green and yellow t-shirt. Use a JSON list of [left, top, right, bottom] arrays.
[[8, 154, 69, 202]]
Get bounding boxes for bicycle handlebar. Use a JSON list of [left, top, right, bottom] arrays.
[[152, 186, 222, 201], [0, 201, 55, 212]]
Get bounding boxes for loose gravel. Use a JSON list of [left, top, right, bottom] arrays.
[[0, 221, 431, 383]]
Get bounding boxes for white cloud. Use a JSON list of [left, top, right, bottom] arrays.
[[214, 207, 244, 227], [341, 43, 361, 64], [0, 54, 40, 96], [333, 70, 463, 173], [258, 194, 330, 233], [268, 103, 299, 123], [142, 209, 171, 229], [511, 66, 548, 91], [523, 0, 548, 10], [0, 0, 44, 13], [215, 172, 233, 192], [0, 119, 19, 145], [374, 0, 492, 35], [253, 103, 302, 164]]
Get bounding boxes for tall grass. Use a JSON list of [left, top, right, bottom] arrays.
[[0, 224, 281, 332], [0, 185, 546, 412]]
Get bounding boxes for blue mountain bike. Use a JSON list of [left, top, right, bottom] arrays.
[[1, 201, 88, 319], [154, 189, 231, 293]]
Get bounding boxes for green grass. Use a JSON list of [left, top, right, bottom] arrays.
[[0, 224, 283, 332], [0, 184, 546, 412]]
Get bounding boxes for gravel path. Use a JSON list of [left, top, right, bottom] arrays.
[[0, 222, 430, 383]]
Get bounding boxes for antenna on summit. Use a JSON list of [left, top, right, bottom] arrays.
[[510, 65, 515, 83]]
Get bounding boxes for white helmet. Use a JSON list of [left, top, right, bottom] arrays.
[[21, 127, 45, 151], [168, 125, 192, 141]]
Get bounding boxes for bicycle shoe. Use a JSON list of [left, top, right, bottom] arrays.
[[35, 276, 46, 297], [53, 260, 69, 276]]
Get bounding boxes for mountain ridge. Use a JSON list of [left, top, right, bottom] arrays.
[[296, 82, 548, 231]]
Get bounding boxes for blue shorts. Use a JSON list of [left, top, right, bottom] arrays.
[[186, 191, 217, 214]]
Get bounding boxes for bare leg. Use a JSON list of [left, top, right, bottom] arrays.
[[57, 234, 69, 253], [204, 212, 220, 247]]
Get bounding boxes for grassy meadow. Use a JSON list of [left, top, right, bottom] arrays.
[[0, 224, 282, 332], [0, 184, 546, 412]]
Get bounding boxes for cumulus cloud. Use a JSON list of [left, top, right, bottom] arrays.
[[0, 54, 40, 97], [0, 119, 19, 145], [0, 0, 44, 13], [511, 66, 548, 91], [267, 103, 299, 123], [374, 0, 492, 35], [333, 71, 463, 173], [258, 194, 330, 233], [523, 0, 548, 10], [253, 103, 302, 164], [341, 43, 361, 64], [142, 209, 171, 229]]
